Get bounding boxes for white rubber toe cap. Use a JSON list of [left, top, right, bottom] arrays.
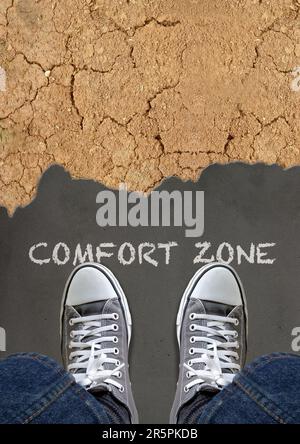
[[65, 265, 118, 306], [190, 264, 243, 306]]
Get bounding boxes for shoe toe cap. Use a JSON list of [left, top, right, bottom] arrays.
[[65, 265, 117, 306], [191, 264, 243, 306]]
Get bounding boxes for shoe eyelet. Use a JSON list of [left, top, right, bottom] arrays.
[[112, 324, 119, 331], [118, 371, 122, 379], [234, 319, 239, 326], [234, 332, 238, 338], [190, 336, 195, 343], [188, 360, 192, 366], [69, 319, 74, 326], [189, 324, 195, 331], [114, 348, 119, 355], [189, 313, 195, 320], [189, 348, 194, 355], [184, 386, 189, 393], [113, 337, 118, 343], [113, 313, 119, 320], [70, 331, 75, 339], [186, 372, 191, 379], [116, 360, 120, 366], [68, 344, 73, 349], [119, 386, 124, 393]]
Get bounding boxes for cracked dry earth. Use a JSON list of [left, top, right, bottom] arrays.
[[1, 0, 300, 214]]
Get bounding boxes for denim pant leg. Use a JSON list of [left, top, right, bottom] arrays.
[[179, 353, 300, 424], [202, 352, 300, 424], [0, 353, 130, 424]]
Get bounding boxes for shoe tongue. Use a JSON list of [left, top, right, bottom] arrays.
[[202, 301, 234, 316], [74, 300, 107, 317], [88, 383, 110, 396], [199, 383, 220, 394]]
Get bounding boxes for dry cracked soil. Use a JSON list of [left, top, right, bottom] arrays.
[[1, 0, 300, 213]]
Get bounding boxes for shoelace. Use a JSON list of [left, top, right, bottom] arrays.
[[183, 313, 240, 392], [68, 313, 125, 392]]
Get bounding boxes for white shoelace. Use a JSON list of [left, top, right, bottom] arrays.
[[184, 313, 240, 392], [68, 313, 124, 392]]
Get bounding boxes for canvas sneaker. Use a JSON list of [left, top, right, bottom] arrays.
[[61, 263, 138, 423], [170, 262, 248, 423]]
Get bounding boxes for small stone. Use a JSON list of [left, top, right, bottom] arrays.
[[45, 70, 51, 78]]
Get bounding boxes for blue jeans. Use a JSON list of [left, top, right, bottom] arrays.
[[0, 352, 299, 424], [0, 353, 129, 424], [178, 352, 300, 424]]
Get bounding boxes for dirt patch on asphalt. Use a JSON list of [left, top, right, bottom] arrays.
[[1, 0, 300, 213]]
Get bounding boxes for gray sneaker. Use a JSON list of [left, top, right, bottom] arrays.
[[61, 263, 138, 424], [170, 263, 248, 424]]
